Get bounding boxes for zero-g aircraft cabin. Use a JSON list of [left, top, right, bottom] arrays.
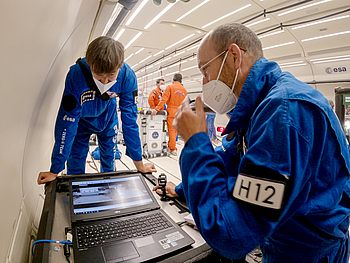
[[1, 0, 350, 262]]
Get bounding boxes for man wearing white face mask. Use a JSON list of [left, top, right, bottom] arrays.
[[148, 78, 165, 109], [37, 36, 156, 185], [173, 23, 350, 262]]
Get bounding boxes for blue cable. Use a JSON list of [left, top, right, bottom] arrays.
[[32, 239, 73, 256]]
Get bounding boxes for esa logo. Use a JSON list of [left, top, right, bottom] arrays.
[[325, 66, 347, 74], [63, 115, 75, 122]]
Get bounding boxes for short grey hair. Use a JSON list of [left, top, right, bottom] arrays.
[[209, 23, 263, 61]]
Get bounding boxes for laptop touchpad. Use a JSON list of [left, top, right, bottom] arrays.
[[102, 242, 139, 263]]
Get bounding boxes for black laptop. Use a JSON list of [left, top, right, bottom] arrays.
[[69, 172, 194, 262]]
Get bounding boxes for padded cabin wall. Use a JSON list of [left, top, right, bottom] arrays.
[[0, 0, 99, 262]]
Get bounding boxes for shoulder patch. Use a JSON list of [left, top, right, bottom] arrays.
[[80, 90, 95, 104], [62, 95, 77, 112]]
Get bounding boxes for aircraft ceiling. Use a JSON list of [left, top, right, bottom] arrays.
[[103, 0, 350, 90]]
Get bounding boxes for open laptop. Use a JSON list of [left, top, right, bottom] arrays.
[[69, 172, 194, 262]]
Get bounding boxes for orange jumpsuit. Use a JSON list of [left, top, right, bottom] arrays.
[[148, 86, 162, 109], [155, 81, 187, 151]]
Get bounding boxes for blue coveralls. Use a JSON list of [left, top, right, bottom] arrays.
[[50, 58, 142, 175], [177, 58, 350, 262]]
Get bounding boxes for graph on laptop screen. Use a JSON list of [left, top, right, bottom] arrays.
[[72, 176, 153, 215]]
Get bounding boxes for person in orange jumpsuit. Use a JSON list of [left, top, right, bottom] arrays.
[[148, 78, 165, 109], [152, 73, 187, 155]]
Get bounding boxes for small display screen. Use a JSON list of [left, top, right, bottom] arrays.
[[72, 176, 153, 215]]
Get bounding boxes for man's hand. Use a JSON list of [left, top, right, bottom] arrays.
[[37, 171, 58, 185], [133, 161, 157, 173], [174, 96, 207, 143], [153, 181, 178, 198], [150, 109, 158, 116]]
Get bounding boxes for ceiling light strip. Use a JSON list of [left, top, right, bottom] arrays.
[[125, 32, 143, 49], [125, 0, 149, 26], [312, 57, 350, 64], [301, 30, 350, 42], [258, 29, 284, 39], [139, 55, 153, 64], [153, 50, 165, 57], [103, 3, 124, 36], [278, 0, 332, 17], [176, 0, 210, 22], [292, 15, 350, 30], [182, 65, 198, 71], [131, 63, 139, 69], [165, 34, 195, 50], [310, 55, 350, 61], [280, 63, 307, 68], [201, 4, 251, 29], [279, 60, 304, 66], [263, 41, 295, 50], [125, 53, 134, 62], [165, 70, 180, 77], [138, 70, 156, 79], [144, 2, 176, 30], [246, 18, 270, 27], [187, 44, 199, 51], [167, 60, 188, 69], [113, 28, 126, 41], [154, 56, 172, 66], [173, 51, 185, 57], [135, 48, 145, 55]]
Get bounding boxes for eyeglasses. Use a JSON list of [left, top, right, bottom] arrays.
[[199, 49, 227, 72], [199, 47, 247, 78]]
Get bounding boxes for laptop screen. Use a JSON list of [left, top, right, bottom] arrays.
[[71, 175, 154, 218]]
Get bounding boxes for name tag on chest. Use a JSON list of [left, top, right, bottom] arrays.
[[232, 174, 285, 209]]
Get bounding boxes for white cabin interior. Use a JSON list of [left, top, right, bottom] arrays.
[[0, 0, 349, 262]]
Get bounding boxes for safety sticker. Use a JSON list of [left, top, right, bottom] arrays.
[[232, 173, 285, 209], [158, 231, 184, 249]]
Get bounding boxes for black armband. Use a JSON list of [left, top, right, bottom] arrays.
[[62, 95, 77, 112], [232, 161, 290, 220]]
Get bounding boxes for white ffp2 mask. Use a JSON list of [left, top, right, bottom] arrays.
[[202, 51, 239, 114], [93, 77, 116, 94], [160, 84, 166, 91]]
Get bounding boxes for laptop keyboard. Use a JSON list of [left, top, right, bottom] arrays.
[[76, 212, 173, 249]]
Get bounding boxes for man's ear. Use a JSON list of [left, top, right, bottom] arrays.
[[227, 43, 242, 69]]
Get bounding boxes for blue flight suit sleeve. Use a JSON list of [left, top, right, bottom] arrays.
[[175, 183, 184, 198], [175, 136, 234, 200], [119, 68, 142, 161], [180, 101, 312, 259], [50, 70, 82, 174]]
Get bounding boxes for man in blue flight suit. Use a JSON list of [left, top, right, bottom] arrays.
[[37, 36, 155, 184], [172, 23, 350, 262]]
